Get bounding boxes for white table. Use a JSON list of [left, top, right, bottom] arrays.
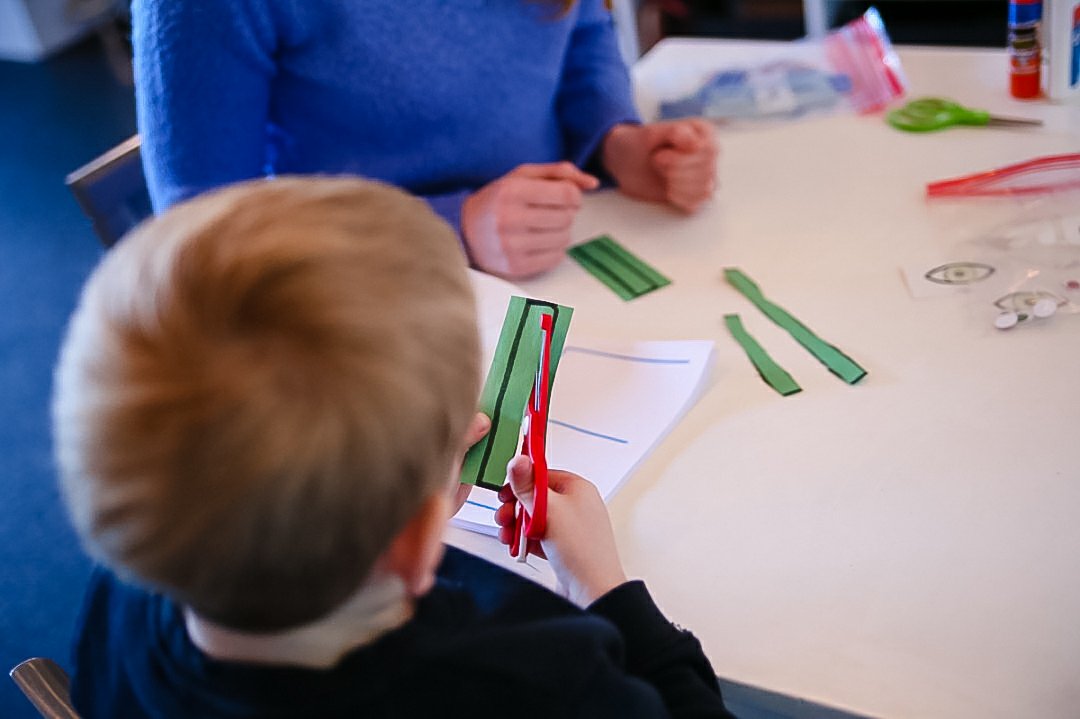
[[450, 42, 1080, 719]]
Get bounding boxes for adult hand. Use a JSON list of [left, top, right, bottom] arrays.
[[495, 456, 627, 606], [461, 162, 599, 279], [449, 413, 491, 516], [601, 120, 718, 213]]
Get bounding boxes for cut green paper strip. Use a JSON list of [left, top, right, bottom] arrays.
[[460, 296, 573, 491], [724, 268, 867, 385], [568, 235, 671, 300], [724, 314, 802, 397]]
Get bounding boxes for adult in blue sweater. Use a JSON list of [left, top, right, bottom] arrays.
[[133, 0, 718, 278]]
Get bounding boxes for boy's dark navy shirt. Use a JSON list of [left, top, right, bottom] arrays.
[[72, 546, 732, 718]]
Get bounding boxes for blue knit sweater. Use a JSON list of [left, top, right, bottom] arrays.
[[132, 0, 640, 230]]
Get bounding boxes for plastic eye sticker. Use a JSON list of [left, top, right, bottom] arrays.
[[993, 290, 1066, 313], [993, 291, 1065, 331], [924, 261, 996, 285]]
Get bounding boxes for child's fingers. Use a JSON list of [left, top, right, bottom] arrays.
[[506, 454, 535, 513], [545, 468, 595, 497], [462, 413, 491, 449], [494, 499, 516, 527], [448, 481, 473, 517], [526, 538, 547, 560], [498, 523, 514, 546]]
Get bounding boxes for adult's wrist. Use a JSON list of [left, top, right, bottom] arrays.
[[599, 123, 637, 182]]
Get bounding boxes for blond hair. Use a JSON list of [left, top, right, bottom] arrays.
[[53, 177, 480, 631]]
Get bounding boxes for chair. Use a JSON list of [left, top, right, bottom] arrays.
[[65, 0, 134, 86], [65, 135, 153, 249], [611, 0, 642, 66], [9, 658, 81, 719]]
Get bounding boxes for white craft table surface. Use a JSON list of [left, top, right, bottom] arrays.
[[448, 41, 1080, 719]]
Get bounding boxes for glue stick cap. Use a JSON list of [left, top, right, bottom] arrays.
[[1011, 71, 1041, 99], [1008, 0, 1042, 25]]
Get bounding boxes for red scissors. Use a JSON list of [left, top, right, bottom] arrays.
[[509, 313, 552, 561]]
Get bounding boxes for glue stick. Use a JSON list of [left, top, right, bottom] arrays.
[[1043, 0, 1080, 99], [1009, 0, 1043, 98]]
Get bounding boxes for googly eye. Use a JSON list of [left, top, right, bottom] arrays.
[[994, 291, 1067, 313], [994, 311, 1020, 330], [924, 262, 995, 286], [1032, 298, 1057, 318]]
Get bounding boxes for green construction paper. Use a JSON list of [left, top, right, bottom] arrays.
[[723, 314, 802, 397], [460, 296, 573, 491], [724, 268, 867, 385], [568, 235, 670, 301]]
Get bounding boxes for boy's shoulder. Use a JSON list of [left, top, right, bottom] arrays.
[[70, 548, 668, 718]]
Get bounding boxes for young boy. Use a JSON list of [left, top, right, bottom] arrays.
[[53, 177, 731, 717]]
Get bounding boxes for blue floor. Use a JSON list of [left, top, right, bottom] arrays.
[[0, 37, 134, 718]]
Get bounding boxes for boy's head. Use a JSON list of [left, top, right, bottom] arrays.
[[53, 177, 480, 631]]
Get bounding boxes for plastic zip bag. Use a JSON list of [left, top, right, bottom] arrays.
[[658, 8, 906, 125], [927, 153, 1080, 198], [914, 187, 1080, 330]]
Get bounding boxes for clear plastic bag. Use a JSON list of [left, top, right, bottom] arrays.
[[657, 8, 907, 125], [926, 153, 1080, 198], [912, 188, 1080, 331]]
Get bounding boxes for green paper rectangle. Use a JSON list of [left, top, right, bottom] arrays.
[[460, 296, 573, 491], [569, 235, 670, 300], [724, 268, 867, 385], [724, 314, 802, 397]]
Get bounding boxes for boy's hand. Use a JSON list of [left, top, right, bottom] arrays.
[[495, 456, 627, 606], [461, 162, 599, 279], [601, 120, 718, 214], [449, 413, 491, 516]]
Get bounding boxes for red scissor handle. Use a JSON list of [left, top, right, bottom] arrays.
[[509, 313, 553, 559]]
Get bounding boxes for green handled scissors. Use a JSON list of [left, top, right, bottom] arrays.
[[887, 97, 1043, 133]]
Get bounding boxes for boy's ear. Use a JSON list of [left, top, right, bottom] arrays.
[[381, 493, 449, 597]]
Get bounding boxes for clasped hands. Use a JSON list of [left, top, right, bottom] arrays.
[[460, 119, 718, 279]]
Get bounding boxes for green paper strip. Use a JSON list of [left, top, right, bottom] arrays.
[[724, 314, 802, 397], [724, 268, 867, 385], [460, 296, 573, 491], [568, 235, 671, 301]]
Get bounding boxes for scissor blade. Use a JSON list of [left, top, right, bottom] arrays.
[[534, 325, 549, 412], [986, 116, 1043, 127]]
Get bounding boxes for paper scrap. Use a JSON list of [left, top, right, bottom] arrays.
[[569, 235, 671, 300], [724, 268, 867, 385], [460, 296, 573, 490], [723, 314, 801, 396]]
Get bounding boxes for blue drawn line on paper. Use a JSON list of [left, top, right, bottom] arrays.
[[564, 346, 690, 365], [549, 419, 629, 445], [466, 499, 498, 511]]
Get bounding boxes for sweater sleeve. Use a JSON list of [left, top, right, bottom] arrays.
[[588, 581, 734, 718], [417, 189, 477, 265], [133, 0, 285, 211], [556, 0, 641, 174]]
